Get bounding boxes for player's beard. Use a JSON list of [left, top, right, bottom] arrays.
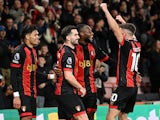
[[72, 39, 79, 46], [84, 37, 92, 44]]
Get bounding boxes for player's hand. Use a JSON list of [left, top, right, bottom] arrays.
[[137, 72, 142, 83], [13, 97, 21, 109], [95, 0, 102, 7], [54, 65, 62, 76], [38, 83, 46, 89], [116, 15, 126, 24], [100, 3, 108, 12], [79, 87, 86, 97]]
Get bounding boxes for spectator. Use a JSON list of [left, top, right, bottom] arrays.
[[147, 36, 160, 93], [21, 1, 32, 18], [4, 84, 13, 109], [35, 15, 48, 44], [94, 62, 108, 104], [86, 17, 95, 29], [0, 74, 6, 109], [5, 16, 20, 49], [9, 0, 24, 24], [74, 14, 83, 25], [36, 55, 47, 108], [51, 0, 62, 20], [36, 55, 57, 108], [0, 25, 11, 84], [93, 17, 110, 53], [38, 43, 53, 71], [60, 1, 74, 28]]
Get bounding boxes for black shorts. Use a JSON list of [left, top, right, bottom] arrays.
[[18, 95, 36, 118], [81, 93, 97, 112], [109, 87, 138, 113], [56, 94, 86, 119]]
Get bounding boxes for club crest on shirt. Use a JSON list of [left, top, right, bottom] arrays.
[[90, 50, 95, 56], [21, 106, 26, 112], [75, 105, 81, 112], [67, 57, 72, 64]]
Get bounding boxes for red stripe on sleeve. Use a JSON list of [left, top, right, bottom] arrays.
[[63, 68, 72, 71], [100, 55, 109, 62], [20, 112, 32, 117], [10, 63, 21, 68], [73, 111, 87, 117]]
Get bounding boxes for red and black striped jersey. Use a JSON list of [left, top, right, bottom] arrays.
[[10, 44, 37, 98], [55, 45, 78, 95], [116, 38, 141, 87], [76, 43, 109, 94]]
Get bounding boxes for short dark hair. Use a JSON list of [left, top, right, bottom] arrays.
[[76, 24, 88, 32], [21, 25, 37, 39], [61, 25, 77, 40], [119, 23, 136, 35]]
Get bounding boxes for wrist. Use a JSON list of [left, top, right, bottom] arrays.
[[48, 74, 55, 79], [79, 87, 83, 90], [13, 91, 20, 97]]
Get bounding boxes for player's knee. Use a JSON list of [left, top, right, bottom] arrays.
[[87, 112, 95, 120], [21, 116, 32, 120], [106, 113, 117, 120], [120, 113, 128, 120]]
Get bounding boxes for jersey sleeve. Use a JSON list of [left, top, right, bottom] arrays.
[[94, 44, 109, 62], [10, 50, 23, 92], [61, 52, 75, 72]]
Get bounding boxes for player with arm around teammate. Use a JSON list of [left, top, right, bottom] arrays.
[[55, 25, 89, 120]]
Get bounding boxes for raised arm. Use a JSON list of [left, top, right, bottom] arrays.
[[115, 15, 126, 24], [115, 15, 137, 40], [100, 3, 123, 44]]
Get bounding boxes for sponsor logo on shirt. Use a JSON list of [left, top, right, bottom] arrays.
[[79, 60, 93, 68], [27, 64, 37, 72]]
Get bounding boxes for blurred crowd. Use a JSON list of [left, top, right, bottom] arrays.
[[0, 0, 160, 109]]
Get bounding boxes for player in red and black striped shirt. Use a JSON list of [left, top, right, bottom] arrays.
[[101, 3, 141, 120], [10, 25, 56, 120], [55, 25, 89, 120], [76, 24, 109, 120]]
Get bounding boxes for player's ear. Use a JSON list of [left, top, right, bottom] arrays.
[[66, 35, 70, 41], [79, 32, 84, 37], [26, 34, 30, 40]]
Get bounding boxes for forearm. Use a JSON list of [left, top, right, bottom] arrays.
[[104, 10, 119, 33], [10, 68, 19, 92], [10, 68, 21, 97], [100, 3, 123, 43], [64, 72, 82, 89]]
